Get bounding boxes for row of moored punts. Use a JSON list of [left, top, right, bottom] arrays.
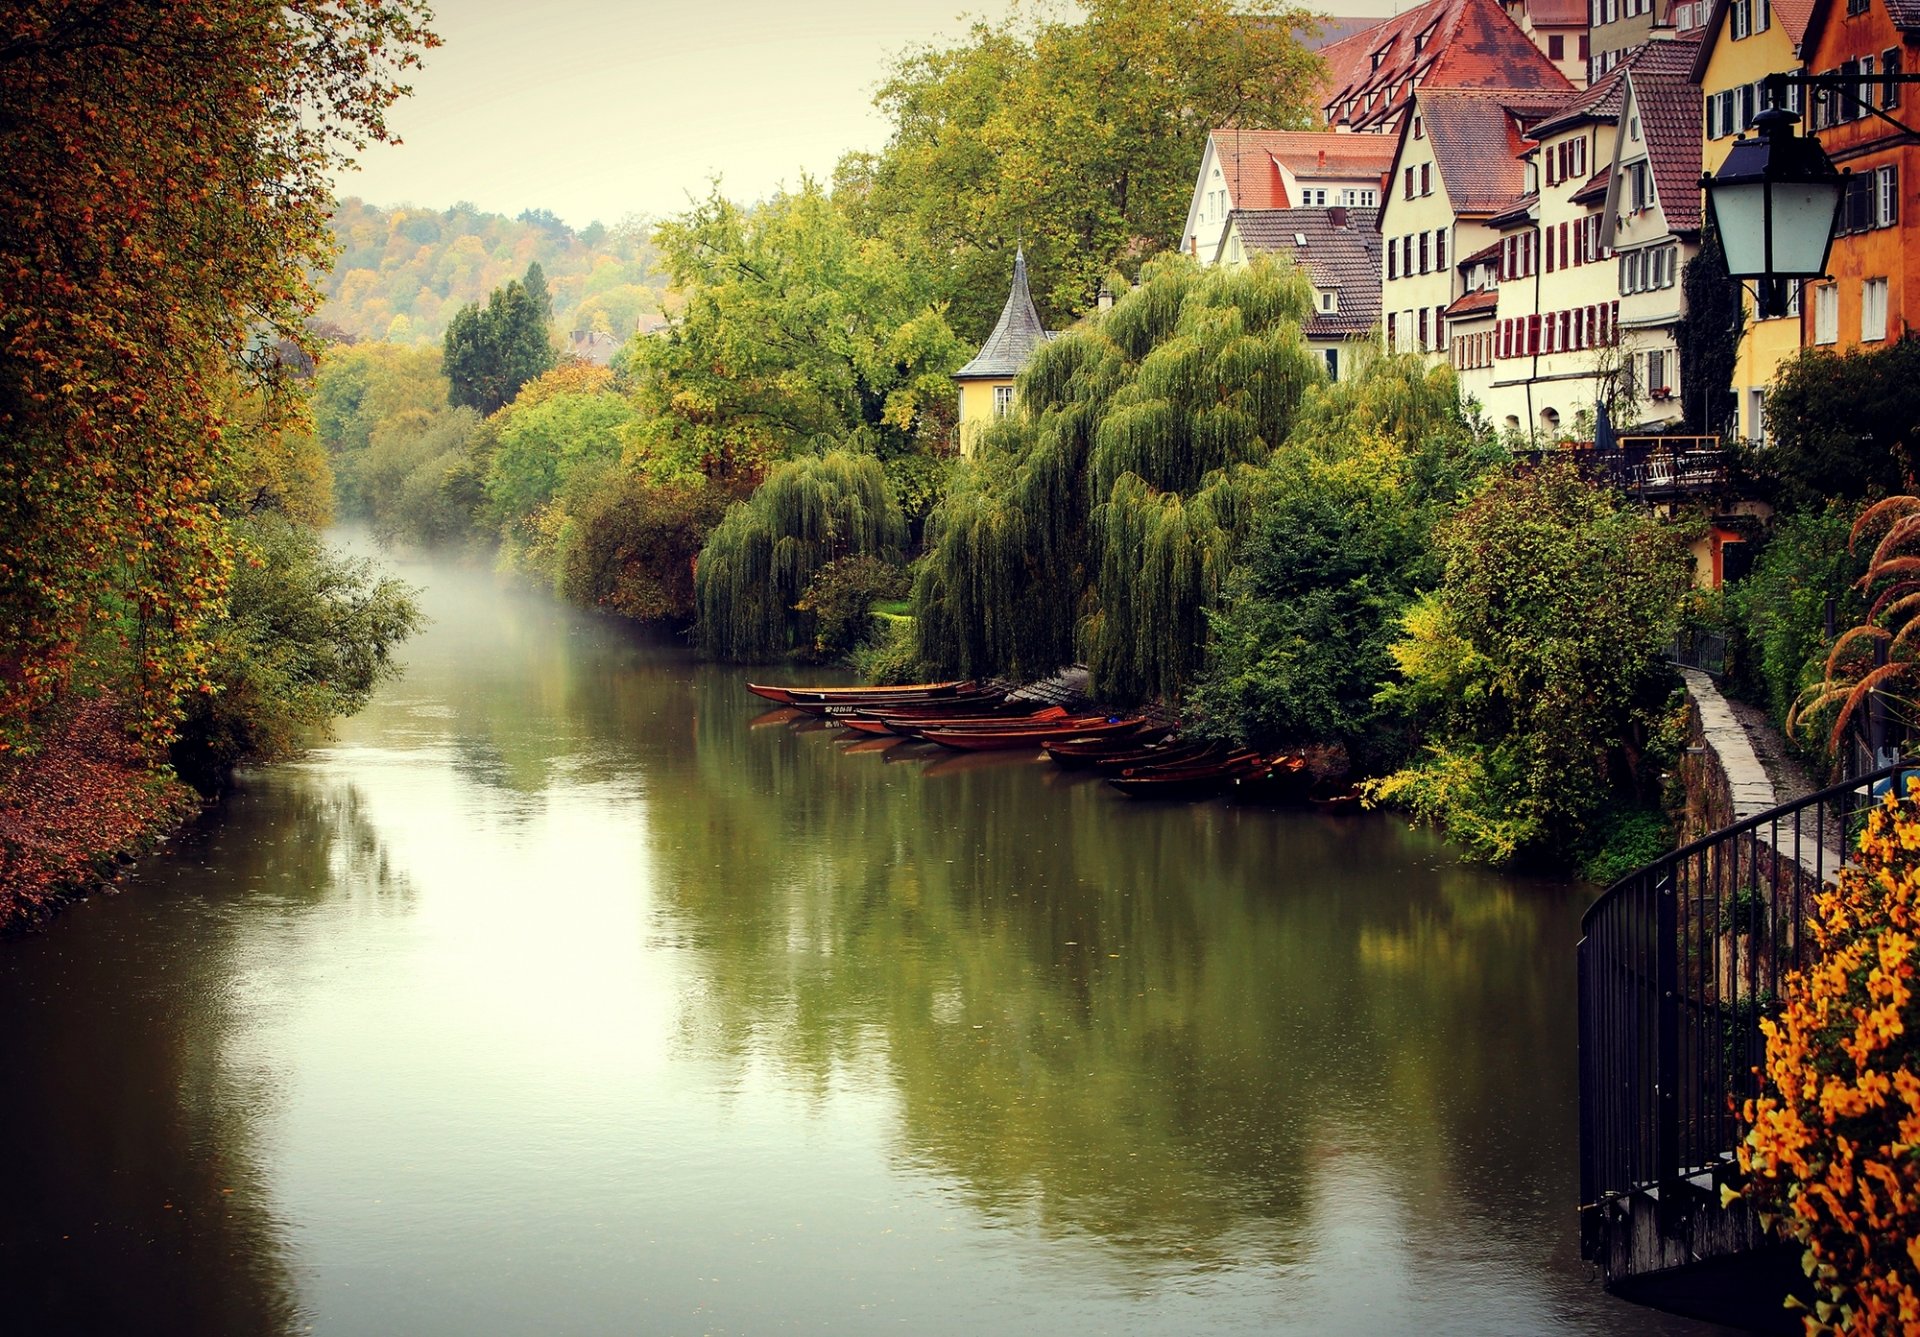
[[745, 679, 1349, 803]]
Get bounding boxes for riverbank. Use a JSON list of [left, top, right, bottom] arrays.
[[0, 696, 199, 934]]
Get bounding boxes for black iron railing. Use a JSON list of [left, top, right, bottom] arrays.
[[1578, 762, 1913, 1263], [1668, 628, 1729, 677], [1516, 437, 1729, 499]]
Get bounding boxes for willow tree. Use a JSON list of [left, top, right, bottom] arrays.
[[914, 257, 1319, 700], [696, 451, 905, 661]]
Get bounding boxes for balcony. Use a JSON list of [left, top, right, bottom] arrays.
[[1513, 436, 1729, 500]]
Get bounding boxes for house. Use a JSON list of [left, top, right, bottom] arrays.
[[1600, 34, 1707, 428], [1378, 86, 1573, 363], [1797, 0, 1920, 355], [1216, 206, 1383, 379], [1691, 0, 1814, 444], [1505, 0, 1599, 82], [1473, 61, 1633, 435], [1590, 0, 1673, 78], [1318, 0, 1575, 131], [953, 249, 1053, 456], [1181, 131, 1396, 265]]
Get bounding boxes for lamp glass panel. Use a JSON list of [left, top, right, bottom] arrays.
[[1708, 178, 1773, 277], [1765, 181, 1845, 276]]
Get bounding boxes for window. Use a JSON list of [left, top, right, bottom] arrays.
[[1864, 278, 1889, 341], [1388, 242, 1399, 280], [1549, 34, 1564, 59], [1732, 0, 1749, 38], [1434, 229, 1446, 269], [1888, 50, 1904, 109], [1647, 349, 1669, 397], [1814, 283, 1838, 345], [1404, 167, 1415, 200], [1878, 165, 1900, 227], [1420, 163, 1432, 195], [1325, 348, 1340, 380], [1419, 232, 1430, 273], [1749, 388, 1768, 447], [993, 385, 1015, 417], [1413, 115, 1424, 139], [1418, 306, 1429, 349], [1321, 290, 1335, 312], [1387, 311, 1397, 350]]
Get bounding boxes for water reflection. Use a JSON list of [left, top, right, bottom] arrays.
[[0, 550, 1728, 1335]]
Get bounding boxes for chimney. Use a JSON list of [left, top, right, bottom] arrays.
[[1318, 148, 1327, 169], [1328, 206, 1349, 229], [1097, 281, 1114, 313]]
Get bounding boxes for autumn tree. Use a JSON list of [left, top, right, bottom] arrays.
[[837, 0, 1322, 338], [0, 0, 437, 750]]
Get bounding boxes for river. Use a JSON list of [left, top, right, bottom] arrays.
[[0, 549, 1731, 1335]]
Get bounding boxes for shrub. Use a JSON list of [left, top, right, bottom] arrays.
[[1730, 503, 1865, 734], [796, 555, 910, 660], [553, 470, 727, 625], [1766, 337, 1920, 511], [1738, 784, 1920, 1335]]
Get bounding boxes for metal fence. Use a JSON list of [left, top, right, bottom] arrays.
[[1578, 761, 1912, 1261], [1515, 437, 1729, 499], [1668, 628, 1729, 677]]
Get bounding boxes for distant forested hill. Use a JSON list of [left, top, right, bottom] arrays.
[[317, 199, 670, 345]]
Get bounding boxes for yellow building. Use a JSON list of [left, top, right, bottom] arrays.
[[954, 249, 1053, 457], [1691, 0, 1811, 445]]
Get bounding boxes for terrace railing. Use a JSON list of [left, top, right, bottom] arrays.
[[1515, 436, 1729, 500], [1578, 761, 1912, 1274]]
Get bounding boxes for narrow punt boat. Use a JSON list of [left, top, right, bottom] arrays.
[[1230, 753, 1314, 804], [824, 690, 1008, 718], [1040, 725, 1175, 763], [886, 706, 1072, 739], [1106, 750, 1262, 799], [1077, 739, 1228, 775], [921, 716, 1145, 752], [745, 679, 970, 706]]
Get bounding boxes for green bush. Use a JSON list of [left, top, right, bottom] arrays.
[[553, 469, 728, 625], [847, 614, 923, 683], [171, 516, 421, 790], [1727, 503, 1864, 738], [1577, 805, 1674, 886], [796, 555, 910, 660]]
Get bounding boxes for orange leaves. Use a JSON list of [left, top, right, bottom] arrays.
[[1743, 784, 1920, 1334]]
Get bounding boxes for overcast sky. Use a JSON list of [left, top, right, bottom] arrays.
[[334, 0, 1394, 231]]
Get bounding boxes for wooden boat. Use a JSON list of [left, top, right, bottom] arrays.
[[1309, 786, 1366, 810], [1078, 739, 1229, 775], [1039, 725, 1175, 763], [921, 716, 1145, 752], [746, 679, 970, 706], [887, 706, 1071, 738], [1230, 753, 1315, 804], [824, 690, 1008, 718], [1106, 750, 1263, 799]]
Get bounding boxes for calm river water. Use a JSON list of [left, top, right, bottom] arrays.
[[0, 550, 1732, 1336]]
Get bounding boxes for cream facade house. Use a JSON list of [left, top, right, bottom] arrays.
[[1181, 131, 1395, 265], [1599, 34, 1705, 428], [953, 250, 1052, 457]]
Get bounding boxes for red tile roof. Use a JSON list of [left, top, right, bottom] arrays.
[[1571, 164, 1612, 205], [1319, 0, 1571, 130], [1525, 0, 1591, 23], [1206, 130, 1398, 211], [1444, 287, 1502, 318], [1528, 60, 1631, 139], [1623, 36, 1706, 232], [1414, 88, 1569, 214], [1458, 238, 1504, 266]]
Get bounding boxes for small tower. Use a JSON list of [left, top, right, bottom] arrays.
[[953, 248, 1052, 457]]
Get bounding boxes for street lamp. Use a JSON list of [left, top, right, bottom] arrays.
[[1700, 106, 1845, 284]]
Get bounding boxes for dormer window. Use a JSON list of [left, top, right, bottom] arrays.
[[1320, 291, 1337, 312], [1371, 45, 1389, 69]]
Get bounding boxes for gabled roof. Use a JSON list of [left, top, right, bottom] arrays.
[[1412, 87, 1569, 214], [1528, 60, 1631, 139], [1802, 0, 1920, 63], [1319, 0, 1571, 130], [1307, 14, 1394, 49], [1619, 36, 1706, 232], [1688, 0, 1814, 81], [1525, 0, 1591, 23], [1458, 238, 1504, 267], [955, 249, 1052, 380], [1228, 207, 1383, 337], [1206, 130, 1398, 211]]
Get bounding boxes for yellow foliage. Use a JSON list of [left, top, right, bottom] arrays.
[[1743, 781, 1920, 1334]]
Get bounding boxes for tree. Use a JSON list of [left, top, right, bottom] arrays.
[[695, 452, 905, 661], [1674, 225, 1745, 439], [1368, 460, 1691, 864], [837, 0, 1321, 338], [629, 184, 966, 485], [0, 0, 437, 749], [442, 264, 558, 415], [913, 256, 1320, 700], [1766, 337, 1920, 510]]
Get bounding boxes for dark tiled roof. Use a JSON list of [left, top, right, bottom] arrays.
[[1571, 164, 1612, 204], [1230, 207, 1383, 337], [955, 249, 1053, 379], [1489, 190, 1541, 228], [1458, 238, 1504, 266], [1444, 287, 1501, 318], [1320, 0, 1570, 131], [1624, 36, 1706, 232], [1528, 61, 1631, 139], [1206, 130, 1397, 210], [1417, 88, 1566, 213]]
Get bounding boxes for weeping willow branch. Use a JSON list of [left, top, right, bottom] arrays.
[[695, 451, 905, 661]]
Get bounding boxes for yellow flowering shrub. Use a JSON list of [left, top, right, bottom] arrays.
[[1740, 782, 1920, 1335]]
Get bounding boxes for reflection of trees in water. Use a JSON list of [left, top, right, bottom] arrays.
[[0, 771, 401, 1335], [642, 674, 1578, 1273]]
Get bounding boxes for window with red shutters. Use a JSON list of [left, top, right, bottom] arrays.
[[1528, 313, 1541, 354]]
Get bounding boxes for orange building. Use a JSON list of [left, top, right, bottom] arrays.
[[1798, 0, 1920, 351]]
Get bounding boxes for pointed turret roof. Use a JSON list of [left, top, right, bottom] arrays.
[[954, 249, 1053, 380]]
